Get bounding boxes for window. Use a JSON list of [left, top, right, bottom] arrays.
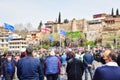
[[2, 39, 4, 42]]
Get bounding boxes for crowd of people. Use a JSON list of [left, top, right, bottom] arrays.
[[0, 46, 120, 80]]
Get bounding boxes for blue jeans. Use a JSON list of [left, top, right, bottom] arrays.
[[57, 75, 60, 80], [1, 77, 5, 80], [85, 67, 93, 80]]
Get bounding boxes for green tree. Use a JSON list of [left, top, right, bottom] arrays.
[[64, 19, 69, 23], [38, 21, 43, 30], [58, 12, 61, 24]]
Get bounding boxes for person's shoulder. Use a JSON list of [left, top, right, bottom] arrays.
[[18, 57, 29, 62], [96, 65, 120, 71], [67, 58, 73, 63]]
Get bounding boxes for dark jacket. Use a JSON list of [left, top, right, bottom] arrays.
[[83, 53, 94, 67], [66, 58, 84, 80], [1, 58, 16, 80], [117, 54, 120, 66], [17, 56, 44, 80], [93, 66, 120, 80], [0, 55, 2, 75]]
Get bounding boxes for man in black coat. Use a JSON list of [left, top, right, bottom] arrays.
[[0, 54, 2, 76], [117, 53, 120, 66], [66, 51, 84, 80], [1, 51, 16, 80]]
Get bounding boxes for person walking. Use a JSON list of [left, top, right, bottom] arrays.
[[93, 49, 120, 80], [44, 51, 61, 80], [117, 52, 120, 66], [0, 54, 2, 77], [66, 51, 84, 80], [17, 46, 44, 80], [83, 50, 94, 80], [1, 51, 16, 80]]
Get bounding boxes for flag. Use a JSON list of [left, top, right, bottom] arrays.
[[41, 27, 50, 33], [8, 36, 13, 41], [60, 30, 66, 39], [4, 23, 14, 32], [49, 35, 54, 41]]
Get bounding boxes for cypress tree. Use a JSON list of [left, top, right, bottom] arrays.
[[58, 12, 61, 24], [38, 21, 43, 30], [116, 8, 119, 16], [111, 8, 114, 16]]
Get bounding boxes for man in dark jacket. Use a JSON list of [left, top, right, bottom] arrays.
[[0, 54, 2, 76], [66, 51, 84, 80], [17, 46, 44, 80], [117, 53, 120, 66], [83, 50, 94, 80], [1, 51, 16, 80]]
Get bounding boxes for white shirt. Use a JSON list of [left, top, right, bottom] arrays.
[[105, 62, 118, 66]]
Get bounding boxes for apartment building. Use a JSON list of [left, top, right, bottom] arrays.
[[8, 38, 28, 52]]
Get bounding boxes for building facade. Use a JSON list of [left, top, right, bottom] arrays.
[[8, 38, 28, 52]]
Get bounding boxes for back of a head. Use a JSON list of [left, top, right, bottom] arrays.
[[50, 51, 55, 56], [7, 51, 12, 56], [3, 52, 7, 57], [21, 52, 26, 58], [71, 51, 76, 58], [26, 46, 33, 55], [103, 49, 118, 62]]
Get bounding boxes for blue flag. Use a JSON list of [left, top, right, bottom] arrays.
[[8, 36, 13, 41], [60, 30, 66, 36], [49, 36, 54, 41], [60, 30, 66, 39], [4, 23, 14, 32]]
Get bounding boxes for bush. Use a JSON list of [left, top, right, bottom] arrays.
[[42, 45, 50, 49], [86, 41, 96, 47]]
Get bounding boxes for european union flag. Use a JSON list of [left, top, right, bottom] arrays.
[[4, 23, 14, 32], [60, 30, 66, 36], [49, 36, 54, 41]]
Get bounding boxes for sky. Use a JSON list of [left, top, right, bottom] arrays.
[[0, 0, 120, 30]]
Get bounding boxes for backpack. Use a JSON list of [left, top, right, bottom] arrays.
[[7, 61, 13, 75]]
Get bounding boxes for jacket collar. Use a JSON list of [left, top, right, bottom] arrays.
[[105, 62, 118, 66]]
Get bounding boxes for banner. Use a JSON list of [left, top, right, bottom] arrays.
[[41, 27, 50, 33]]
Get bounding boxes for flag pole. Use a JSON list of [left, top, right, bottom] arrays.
[[41, 39, 42, 48], [60, 35, 61, 51], [116, 38, 117, 49]]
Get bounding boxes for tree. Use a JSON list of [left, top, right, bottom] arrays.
[[38, 21, 43, 30], [26, 23, 33, 31], [116, 8, 119, 16], [58, 12, 61, 24], [111, 8, 114, 16], [64, 19, 69, 23]]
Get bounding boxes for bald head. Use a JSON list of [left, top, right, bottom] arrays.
[[103, 49, 118, 62]]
